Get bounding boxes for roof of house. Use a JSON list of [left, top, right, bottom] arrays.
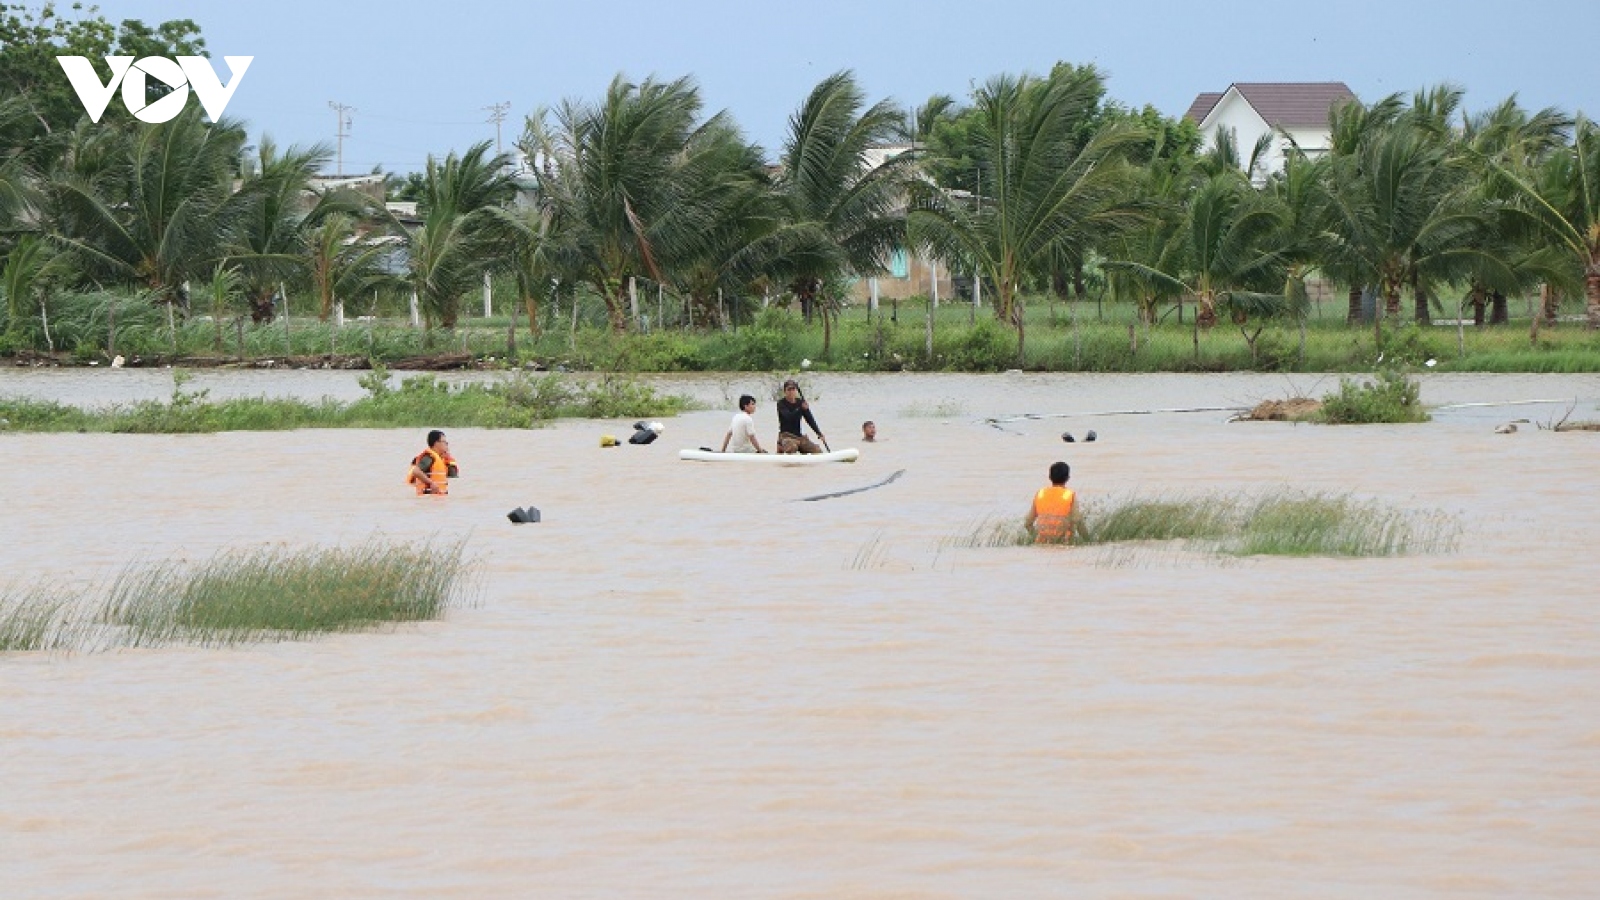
[[1186, 82, 1357, 127], [1184, 92, 1225, 124]]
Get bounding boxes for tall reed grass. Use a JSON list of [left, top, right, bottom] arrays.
[[0, 585, 70, 652], [0, 538, 474, 655], [946, 490, 1460, 558], [102, 539, 473, 646]]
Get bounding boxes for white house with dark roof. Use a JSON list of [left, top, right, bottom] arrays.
[[1184, 82, 1356, 179]]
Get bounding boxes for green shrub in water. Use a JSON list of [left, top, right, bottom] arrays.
[[1318, 367, 1429, 424]]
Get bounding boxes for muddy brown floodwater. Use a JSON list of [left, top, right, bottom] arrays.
[[2, 370, 1598, 898]]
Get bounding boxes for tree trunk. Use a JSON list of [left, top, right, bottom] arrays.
[[1197, 289, 1217, 329], [248, 287, 276, 324], [1541, 283, 1560, 326], [1587, 264, 1600, 329], [1347, 285, 1363, 324], [1384, 282, 1402, 319], [1414, 283, 1431, 325], [1490, 290, 1509, 325], [1470, 285, 1486, 327], [821, 286, 833, 355]]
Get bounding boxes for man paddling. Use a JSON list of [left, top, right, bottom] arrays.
[[775, 378, 825, 454]]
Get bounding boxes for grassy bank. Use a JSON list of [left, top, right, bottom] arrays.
[[0, 366, 694, 433], [0, 538, 475, 653], [7, 289, 1599, 374], [947, 490, 1461, 558]]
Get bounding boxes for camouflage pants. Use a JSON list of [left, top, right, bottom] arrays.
[[777, 432, 823, 454]]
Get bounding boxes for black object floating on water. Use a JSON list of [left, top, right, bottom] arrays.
[[507, 506, 542, 524], [1061, 432, 1075, 443], [1085, 430, 1097, 442]]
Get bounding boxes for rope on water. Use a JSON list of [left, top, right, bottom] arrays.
[[1431, 398, 1579, 410], [797, 469, 906, 502], [986, 405, 1247, 426]]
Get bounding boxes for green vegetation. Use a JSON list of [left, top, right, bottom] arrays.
[[0, 366, 694, 433], [0, 584, 68, 651], [947, 490, 1461, 558], [102, 540, 472, 646], [2, 8, 1598, 373], [1316, 368, 1430, 424], [0, 538, 475, 654]]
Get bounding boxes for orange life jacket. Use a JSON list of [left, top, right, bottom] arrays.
[[407, 448, 457, 496], [1032, 486, 1075, 543]]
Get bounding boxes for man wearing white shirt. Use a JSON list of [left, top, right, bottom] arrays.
[[720, 394, 766, 453]]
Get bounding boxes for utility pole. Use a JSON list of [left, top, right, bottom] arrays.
[[329, 101, 355, 177], [485, 101, 511, 154]]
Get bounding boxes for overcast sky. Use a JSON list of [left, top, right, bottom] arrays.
[[75, 0, 1598, 174]]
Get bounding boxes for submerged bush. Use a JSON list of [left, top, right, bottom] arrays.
[[1317, 367, 1429, 424]]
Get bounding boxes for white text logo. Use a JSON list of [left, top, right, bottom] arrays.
[[56, 56, 253, 123]]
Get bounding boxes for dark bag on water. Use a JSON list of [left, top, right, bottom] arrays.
[[628, 429, 658, 445]]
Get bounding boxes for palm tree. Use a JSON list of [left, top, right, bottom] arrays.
[[1485, 114, 1600, 329], [227, 138, 345, 323], [1323, 115, 1483, 336], [1, 234, 63, 349], [1108, 172, 1288, 360], [401, 141, 517, 330], [525, 75, 761, 332], [910, 69, 1143, 365], [304, 212, 402, 331], [762, 71, 912, 352], [46, 107, 247, 317]]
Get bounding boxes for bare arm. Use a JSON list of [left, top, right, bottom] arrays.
[[1023, 498, 1038, 533], [720, 429, 732, 452]]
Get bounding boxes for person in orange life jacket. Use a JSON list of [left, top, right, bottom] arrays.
[[1024, 461, 1075, 544], [408, 430, 459, 496], [775, 379, 825, 454]]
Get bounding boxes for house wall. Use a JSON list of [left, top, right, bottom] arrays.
[[1201, 93, 1333, 179], [846, 254, 957, 304]]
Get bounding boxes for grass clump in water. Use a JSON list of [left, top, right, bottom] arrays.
[[1074, 497, 1234, 545], [0, 586, 70, 651], [1233, 494, 1457, 557], [945, 490, 1459, 558], [102, 539, 472, 646]]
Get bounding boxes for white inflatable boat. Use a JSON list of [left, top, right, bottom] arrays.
[[678, 448, 859, 465]]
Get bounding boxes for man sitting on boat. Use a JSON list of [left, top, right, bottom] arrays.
[[721, 395, 766, 453], [407, 430, 459, 496], [775, 379, 825, 454]]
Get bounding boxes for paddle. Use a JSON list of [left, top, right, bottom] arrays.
[[793, 383, 831, 452]]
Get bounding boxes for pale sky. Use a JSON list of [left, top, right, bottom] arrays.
[[76, 0, 1598, 174]]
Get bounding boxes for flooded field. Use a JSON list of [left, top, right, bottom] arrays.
[[3, 370, 1598, 898]]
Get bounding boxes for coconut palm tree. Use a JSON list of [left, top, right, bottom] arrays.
[[45, 106, 247, 318], [400, 141, 518, 330], [227, 138, 346, 323], [1482, 113, 1600, 328], [304, 212, 403, 330], [1108, 172, 1288, 360], [524, 75, 763, 332], [1322, 115, 1483, 335], [760, 71, 912, 352], [910, 68, 1144, 365]]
